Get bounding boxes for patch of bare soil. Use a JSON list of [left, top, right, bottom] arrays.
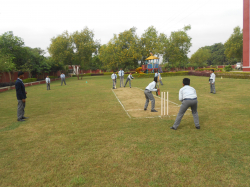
[[113, 87, 187, 118]]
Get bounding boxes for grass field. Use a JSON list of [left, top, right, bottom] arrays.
[[0, 76, 250, 186]]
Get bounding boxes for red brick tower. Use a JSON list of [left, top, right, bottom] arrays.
[[243, 0, 250, 71]]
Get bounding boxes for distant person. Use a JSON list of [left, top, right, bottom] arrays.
[[124, 73, 134, 88], [45, 76, 51, 90], [209, 69, 216, 94], [170, 78, 200, 130], [111, 71, 116, 89], [60, 73, 66, 86], [155, 71, 163, 86], [15, 71, 28, 122], [144, 77, 159, 112], [118, 68, 124, 87]]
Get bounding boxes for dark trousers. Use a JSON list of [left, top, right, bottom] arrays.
[[17, 100, 25, 120], [47, 83, 50, 90], [144, 90, 155, 110], [173, 100, 200, 129], [124, 78, 131, 87]]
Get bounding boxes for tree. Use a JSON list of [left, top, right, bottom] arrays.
[[190, 48, 211, 67], [224, 26, 243, 62], [72, 27, 99, 70], [0, 31, 25, 69], [48, 31, 74, 66], [140, 26, 160, 64], [0, 54, 16, 81], [99, 27, 141, 70], [164, 25, 192, 69]]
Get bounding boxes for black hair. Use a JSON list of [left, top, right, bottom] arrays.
[[211, 69, 214, 72], [18, 71, 24, 77], [183, 78, 190, 85], [154, 77, 158, 83]]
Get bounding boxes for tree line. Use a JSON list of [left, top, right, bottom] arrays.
[[0, 25, 243, 81]]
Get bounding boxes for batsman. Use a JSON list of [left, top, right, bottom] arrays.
[[144, 77, 159, 112]]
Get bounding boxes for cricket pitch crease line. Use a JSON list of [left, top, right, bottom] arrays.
[[135, 87, 191, 111], [111, 89, 131, 119]]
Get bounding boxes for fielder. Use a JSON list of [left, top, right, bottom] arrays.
[[45, 76, 51, 90], [60, 73, 66, 86], [144, 77, 159, 112], [111, 71, 116, 89], [170, 78, 200, 130], [209, 69, 216, 94], [118, 68, 124, 87], [155, 71, 163, 86], [124, 73, 134, 88]]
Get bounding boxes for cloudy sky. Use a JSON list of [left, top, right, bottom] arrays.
[[0, 0, 243, 57]]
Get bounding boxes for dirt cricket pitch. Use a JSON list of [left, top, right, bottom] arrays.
[[112, 87, 191, 118]]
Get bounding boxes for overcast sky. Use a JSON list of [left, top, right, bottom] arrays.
[[0, 0, 243, 57]]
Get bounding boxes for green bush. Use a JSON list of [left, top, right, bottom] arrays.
[[133, 71, 189, 78], [215, 72, 250, 79], [49, 76, 58, 79], [23, 78, 37, 83], [103, 72, 117, 75], [196, 68, 223, 72], [72, 73, 92, 77], [224, 65, 232, 72]]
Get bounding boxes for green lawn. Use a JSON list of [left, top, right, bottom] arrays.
[[0, 76, 250, 186]]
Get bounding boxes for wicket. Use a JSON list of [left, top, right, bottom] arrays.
[[161, 92, 169, 116]]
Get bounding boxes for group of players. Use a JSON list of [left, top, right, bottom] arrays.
[[15, 68, 216, 130], [112, 68, 217, 130]]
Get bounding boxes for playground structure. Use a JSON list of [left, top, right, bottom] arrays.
[[142, 55, 163, 73]]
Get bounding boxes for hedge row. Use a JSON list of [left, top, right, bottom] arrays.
[[196, 68, 223, 72], [48, 76, 58, 79], [22, 78, 37, 83], [215, 72, 250, 79], [133, 71, 189, 78]]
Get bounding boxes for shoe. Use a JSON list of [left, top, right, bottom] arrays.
[[213, 93, 216, 94], [151, 109, 158, 112], [170, 127, 176, 130], [210, 92, 212, 93], [22, 117, 29, 119], [196, 126, 200, 129], [144, 108, 147, 111], [17, 119, 25, 122], [130, 87, 131, 88]]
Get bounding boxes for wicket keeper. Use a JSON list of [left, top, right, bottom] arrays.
[[170, 78, 200, 130]]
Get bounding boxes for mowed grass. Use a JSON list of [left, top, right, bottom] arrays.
[[0, 75, 250, 186]]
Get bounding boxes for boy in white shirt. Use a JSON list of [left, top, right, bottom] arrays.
[[111, 71, 116, 89], [144, 77, 159, 112], [45, 76, 51, 90], [209, 69, 216, 94], [124, 73, 134, 88], [170, 78, 200, 130], [118, 68, 124, 87], [155, 71, 163, 85]]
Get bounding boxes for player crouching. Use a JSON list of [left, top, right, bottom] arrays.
[[144, 77, 159, 112]]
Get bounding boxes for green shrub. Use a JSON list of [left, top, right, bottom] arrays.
[[215, 72, 250, 79], [196, 68, 223, 72], [49, 76, 58, 79], [133, 71, 189, 78], [103, 72, 117, 75], [224, 65, 232, 72], [23, 78, 37, 83]]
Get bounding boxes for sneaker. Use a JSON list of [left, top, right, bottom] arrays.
[[22, 117, 29, 119], [17, 119, 25, 122], [170, 127, 177, 130], [151, 109, 158, 112], [144, 108, 147, 111], [196, 126, 200, 129]]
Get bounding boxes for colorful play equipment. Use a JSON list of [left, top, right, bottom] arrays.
[[142, 55, 163, 73]]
